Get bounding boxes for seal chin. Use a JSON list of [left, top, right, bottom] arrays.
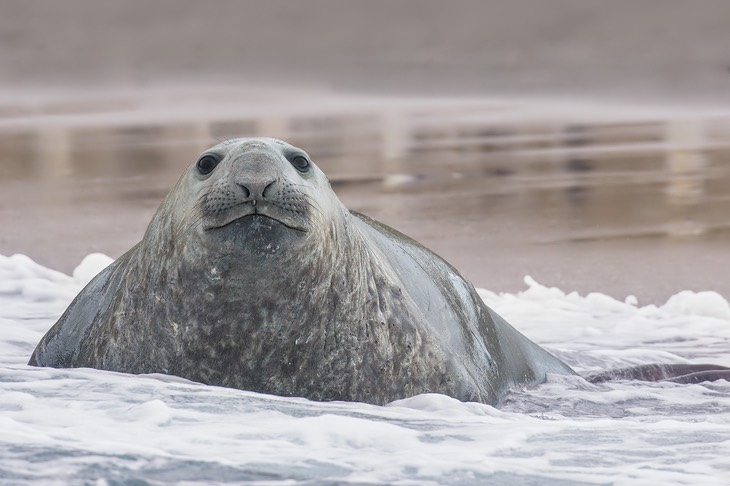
[[203, 213, 308, 256]]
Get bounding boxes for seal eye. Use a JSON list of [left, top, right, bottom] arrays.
[[197, 154, 221, 175], [289, 155, 310, 173]]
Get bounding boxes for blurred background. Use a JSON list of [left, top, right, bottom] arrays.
[[1, 0, 730, 304]]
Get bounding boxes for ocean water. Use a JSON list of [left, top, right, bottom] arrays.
[[1, 253, 729, 485]]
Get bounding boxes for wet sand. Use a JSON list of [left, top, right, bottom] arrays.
[[2, 1, 730, 304], [2, 91, 729, 305]]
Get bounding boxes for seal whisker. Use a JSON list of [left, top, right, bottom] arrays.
[[290, 182, 319, 194], [178, 206, 206, 237], [221, 138, 235, 159], [303, 198, 325, 223]]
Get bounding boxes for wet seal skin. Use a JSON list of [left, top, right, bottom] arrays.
[[28, 138, 730, 405]]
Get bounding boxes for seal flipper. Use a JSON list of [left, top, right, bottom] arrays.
[[585, 363, 730, 384], [487, 308, 577, 386], [28, 253, 128, 368]]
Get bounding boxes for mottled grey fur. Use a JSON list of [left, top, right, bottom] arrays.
[[29, 138, 576, 405]]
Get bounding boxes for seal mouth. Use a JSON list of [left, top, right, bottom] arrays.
[[205, 204, 308, 233]]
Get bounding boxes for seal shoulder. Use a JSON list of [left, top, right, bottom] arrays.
[[349, 210, 576, 386], [349, 210, 481, 331]]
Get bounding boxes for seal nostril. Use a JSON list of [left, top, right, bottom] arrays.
[[262, 179, 276, 199], [236, 179, 275, 200], [238, 184, 251, 198]]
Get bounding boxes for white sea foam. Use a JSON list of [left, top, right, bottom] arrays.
[[1, 253, 729, 485]]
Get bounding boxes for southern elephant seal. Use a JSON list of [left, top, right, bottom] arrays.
[[30, 138, 728, 405]]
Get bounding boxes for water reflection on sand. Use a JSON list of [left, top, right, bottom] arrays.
[[1, 96, 729, 304]]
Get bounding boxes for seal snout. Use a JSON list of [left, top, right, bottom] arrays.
[[236, 177, 277, 203], [231, 148, 282, 201]]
